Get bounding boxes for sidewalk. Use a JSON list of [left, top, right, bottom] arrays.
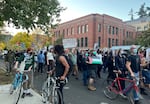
[[0, 84, 43, 104]]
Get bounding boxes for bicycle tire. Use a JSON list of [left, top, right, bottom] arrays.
[[49, 89, 63, 104], [127, 91, 134, 104], [103, 79, 119, 100], [13, 83, 23, 104], [41, 81, 49, 103]]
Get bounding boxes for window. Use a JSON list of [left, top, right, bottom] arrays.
[[116, 39, 118, 45], [144, 26, 148, 30], [112, 26, 115, 35], [71, 27, 74, 35], [67, 28, 69, 35], [126, 31, 128, 38], [108, 38, 111, 48], [81, 38, 84, 47], [112, 39, 114, 46], [82, 25, 85, 33], [63, 29, 65, 36], [137, 26, 141, 31], [98, 37, 101, 47], [109, 26, 111, 34], [85, 37, 88, 47], [98, 24, 101, 32], [85, 24, 88, 32], [116, 27, 118, 35], [123, 40, 125, 45], [78, 26, 81, 34], [77, 39, 80, 47]]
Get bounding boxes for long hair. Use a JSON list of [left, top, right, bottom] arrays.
[[54, 45, 65, 56]]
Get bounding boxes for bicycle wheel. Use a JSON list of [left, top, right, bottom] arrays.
[[13, 83, 23, 104], [41, 81, 49, 103], [103, 79, 119, 100], [50, 89, 63, 104], [127, 91, 134, 104]]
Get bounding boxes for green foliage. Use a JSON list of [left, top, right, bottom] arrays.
[[9, 32, 33, 50], [137, 3, 150, 18], [0, 0, 65, 32], [54, 36, 63, 45], [136, 29, 150, 47]]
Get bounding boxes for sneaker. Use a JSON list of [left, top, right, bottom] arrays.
[[26, 93, 33, 97], [88, 86, 96, 91], [134, 100, 141, 104], [21, 93, 26, 98]]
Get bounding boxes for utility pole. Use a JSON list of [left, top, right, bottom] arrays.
[[128, 8, 134, 21]]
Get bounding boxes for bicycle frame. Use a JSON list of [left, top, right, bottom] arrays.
[[42, 73, 67, 104], [108, 76, 139, 95]]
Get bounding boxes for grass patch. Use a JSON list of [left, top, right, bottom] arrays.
[[0, 69, 13, 85]]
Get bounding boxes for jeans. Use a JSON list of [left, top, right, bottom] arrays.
[[132, 72, 140, 101], [82, 70, 89, 85], [142, 69, 150, 84]]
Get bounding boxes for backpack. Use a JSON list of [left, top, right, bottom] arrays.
[[63, 55, 73, 77]]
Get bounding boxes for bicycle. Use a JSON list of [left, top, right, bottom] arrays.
[[9, 70, 28, 104], [103, 70, 140, 104], [41, 72, 68, 104]]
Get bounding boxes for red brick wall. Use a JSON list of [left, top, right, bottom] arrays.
[[53, 14, 136, 49]]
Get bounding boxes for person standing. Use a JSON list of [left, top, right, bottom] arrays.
[[37, 51, 45, 73], [96, 49, 103, 78], [71, 48, 79, 79], [14, 48, 34, 98], [115, 49, 127, 90], [126, 45, 141, 104], [47, 48, 54, 71], [49, 45, 69, 104], [5, 50, 15, 75]]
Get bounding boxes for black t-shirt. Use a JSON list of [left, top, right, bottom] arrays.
[[127, 54, 141, 73], [55, 56, 65, 77]]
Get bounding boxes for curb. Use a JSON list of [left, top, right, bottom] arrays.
[[0, 84, 10, 93], [0, 84, 42, 99]]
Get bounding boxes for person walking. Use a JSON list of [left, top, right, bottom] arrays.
[[126, 45, 142, 104]]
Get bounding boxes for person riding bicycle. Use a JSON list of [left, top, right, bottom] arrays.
[[126, 45, 141, 104], [49, 45, 69, 104], [14, 48, 34, 98]]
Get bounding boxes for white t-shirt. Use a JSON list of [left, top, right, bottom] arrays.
[[47, 52, 54, 61]]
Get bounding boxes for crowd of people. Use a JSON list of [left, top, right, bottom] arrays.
[[2, 44, 150, 104]]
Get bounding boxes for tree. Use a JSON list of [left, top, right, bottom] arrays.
[[8, 32, 33, 50], [0, 42, 5, 50], [0, 0, 65, 32], [136, 28, 150, 47], [54, 36, 63, 45], [137, 3, 147, 18]]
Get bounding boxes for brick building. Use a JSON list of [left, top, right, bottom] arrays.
[[53, 13, 136, 49]]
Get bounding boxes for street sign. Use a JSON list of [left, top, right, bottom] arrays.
[[63, 38, 77, 48]]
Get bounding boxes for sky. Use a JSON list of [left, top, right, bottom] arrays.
[[5, 0, 150, 35], [59, 0, 150, 22]]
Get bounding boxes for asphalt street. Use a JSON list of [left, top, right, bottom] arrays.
[[33, 70, 150, 104], [0, 59, 150, 104]]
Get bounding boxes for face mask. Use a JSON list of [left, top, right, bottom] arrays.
[[133, 49, 137, 54], [85, 53, 88, 56]]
